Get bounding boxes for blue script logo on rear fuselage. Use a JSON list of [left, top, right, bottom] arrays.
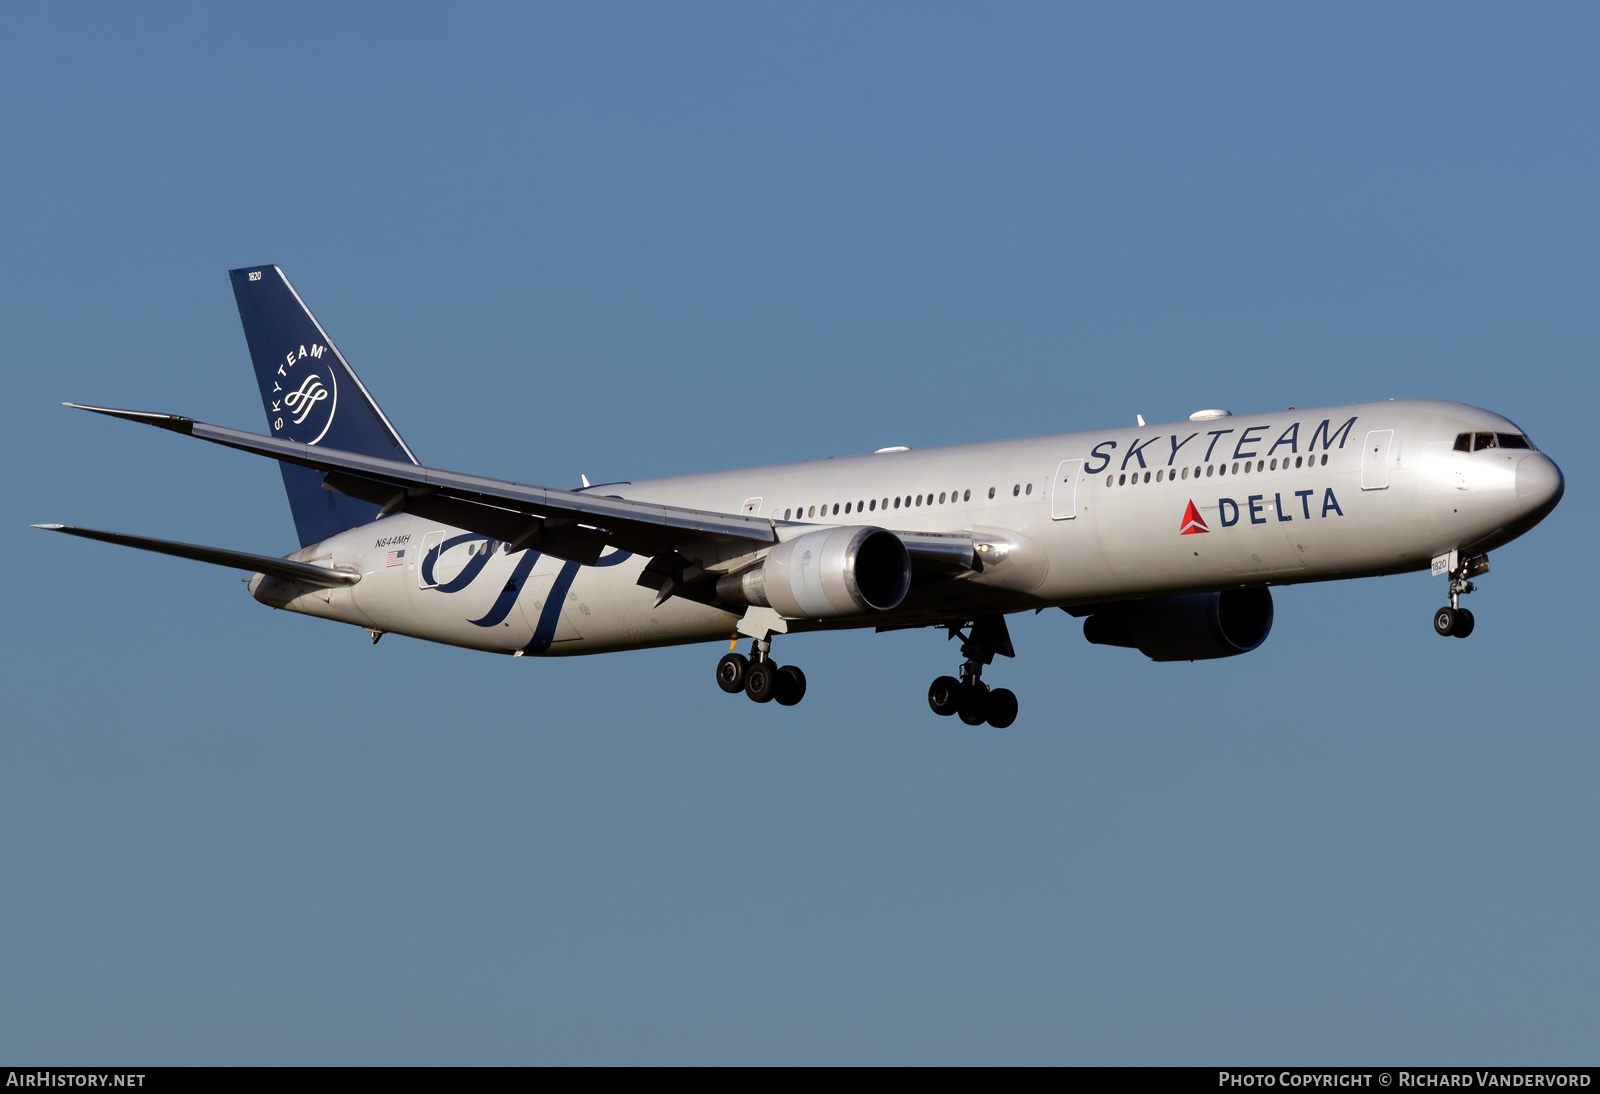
[[415, 534, 632, 655]]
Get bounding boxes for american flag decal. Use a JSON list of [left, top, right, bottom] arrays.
[[386, 549, 405, 568]]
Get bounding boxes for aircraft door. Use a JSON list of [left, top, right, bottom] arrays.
[[1051, 459, 1083, 520], [515, 573, 584, 644], [1361, 430, 1394, 490], [417, 530, 446, 587]]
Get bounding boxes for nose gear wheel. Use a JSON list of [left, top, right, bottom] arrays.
[[1433, 552, 1488, 638]]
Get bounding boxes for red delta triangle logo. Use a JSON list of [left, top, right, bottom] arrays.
[[1179, 500, 1210, 535]]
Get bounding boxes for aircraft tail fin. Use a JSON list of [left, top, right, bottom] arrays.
[[228, 265, 419, 547]]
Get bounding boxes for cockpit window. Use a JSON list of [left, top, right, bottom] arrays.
[[1496, 433, 1531, 450], [1453, 433, 1471, 452], [1474, 432, 1495, 451]]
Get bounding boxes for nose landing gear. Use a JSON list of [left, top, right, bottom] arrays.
[[1432, 550, 1488, 638], [927, 615, 1018, 728], [715, 637, 807, 706], [1433, 605, 1475, 638]]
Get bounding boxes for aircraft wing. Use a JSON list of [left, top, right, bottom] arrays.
[[68, 404, 978, 573]]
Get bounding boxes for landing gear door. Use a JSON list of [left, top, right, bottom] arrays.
[[1051, 459, 1083, 520], [1361, 430, 1395, 491]]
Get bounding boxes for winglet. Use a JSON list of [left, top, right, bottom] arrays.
[[63, 403, 196, 434]]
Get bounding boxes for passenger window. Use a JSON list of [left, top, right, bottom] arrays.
[[914, 495, 922, 506], [1295, 456, 1303, 468], [833, 503, 839, 515], [1454, 433, 1472, 452], [1026, 483, 1033, 494], [1107, 475, 1114, 487], [1475, 433, 1495, 451], [844, 502, 852, 514], [1206, 465, 1214, 477], [1012, 484, 1020, 496], [784, 508, 791, 520], [1320, 454, 1328, 465], [1156, 470, 1163, 482], [1118, 473, 1126, 485], [807, 506, 815, 517], [1181, 467, 1189, 480], [988, 487, 996, 499], [893, 497, 900, 509], [1257, 460, 1264, 471], [1497, 433, 1530, 449], [869, 499, 876, 511], [963, 489, 971, 501], [939, 492, 946, 504], [1231, 462, 1239, 474]]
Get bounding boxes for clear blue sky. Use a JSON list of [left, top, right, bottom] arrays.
[[3, 3, 1595, 1064]]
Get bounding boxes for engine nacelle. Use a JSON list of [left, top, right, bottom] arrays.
[[1082, 587, 1273, 661], [717, 525, 912, 618]]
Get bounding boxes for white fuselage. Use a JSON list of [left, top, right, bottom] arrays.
[[249, 399, 1562, 657]]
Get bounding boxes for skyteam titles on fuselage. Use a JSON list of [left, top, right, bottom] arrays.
[[1083, 414, 1359, 473]]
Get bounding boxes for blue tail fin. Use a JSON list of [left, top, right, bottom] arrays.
[[229, 265, 419, 547]]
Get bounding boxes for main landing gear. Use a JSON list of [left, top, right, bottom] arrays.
[[1433, 551, 1489, 639], [716, 636, 807, 706], [928, 615, 1018, 728]]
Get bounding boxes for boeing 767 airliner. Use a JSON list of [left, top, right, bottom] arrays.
[[37, 266, 1565, 727]]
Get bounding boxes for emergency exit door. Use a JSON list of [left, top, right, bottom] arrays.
[[1051, 459, 1083, 519], [1360, 430, 1394, 490]]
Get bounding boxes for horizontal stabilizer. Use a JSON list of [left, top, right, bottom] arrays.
[[32, 524, 360, 587]]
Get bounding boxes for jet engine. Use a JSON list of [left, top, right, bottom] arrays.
[[1081, 587, 1273, 661], [717, 525, 912, 618]]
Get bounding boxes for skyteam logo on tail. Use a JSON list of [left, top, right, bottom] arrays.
[[1180, 500, 1209, 535], [269, 343, 337, 445]]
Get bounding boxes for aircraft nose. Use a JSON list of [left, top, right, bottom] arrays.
[[1515, 453, 1564, 517]]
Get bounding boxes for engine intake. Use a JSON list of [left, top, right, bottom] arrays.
[[717, 526, 912, 618], [1082, 587, 1273, 661]]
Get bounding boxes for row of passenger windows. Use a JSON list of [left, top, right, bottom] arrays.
[[1106, 453, 1329, 487], [764, 434, 1533, 518], [781, 483, 1039, 521], [1454, 432, 1531, 452]]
